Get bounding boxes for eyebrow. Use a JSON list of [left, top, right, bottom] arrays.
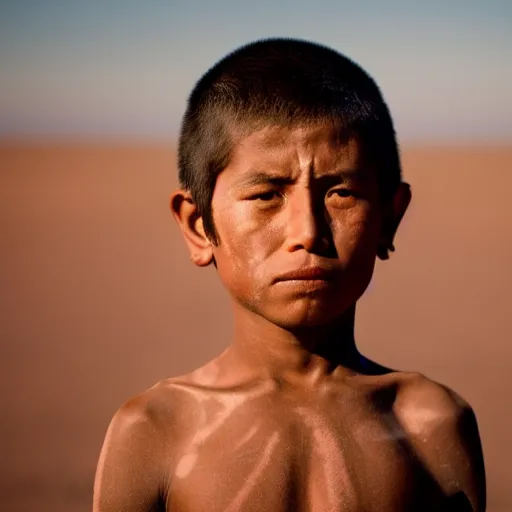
[[235, 172, 295, 188], [235, 169, 368, 189]]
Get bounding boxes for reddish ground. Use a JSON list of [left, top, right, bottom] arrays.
[[1, 143, 511, 511]]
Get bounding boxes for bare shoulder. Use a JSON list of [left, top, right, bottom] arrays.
[[391, 372, 486, 511], [99, 376, 197, 459], [118, 377, 188, 421], [93, 380, 185, 511], [392, 372, 471, 434], [105, 370, 209, 431]]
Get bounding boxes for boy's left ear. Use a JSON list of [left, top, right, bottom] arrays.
[[377, 182, 411, 260]]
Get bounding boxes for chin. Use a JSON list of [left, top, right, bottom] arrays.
[[260, 299, 351, 330]]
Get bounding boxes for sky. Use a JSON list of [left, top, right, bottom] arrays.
[[1, 0, 511, 142]]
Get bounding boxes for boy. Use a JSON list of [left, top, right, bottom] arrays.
[[93, 38, 486, 511]]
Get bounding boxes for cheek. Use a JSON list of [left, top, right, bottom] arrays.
[[331, 205, 380, 259], [212, 204, 278, 283]]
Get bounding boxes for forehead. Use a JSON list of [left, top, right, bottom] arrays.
[[225, 123, 367, 180]]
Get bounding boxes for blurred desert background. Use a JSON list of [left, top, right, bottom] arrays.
[[1, 142, 511, 511], [2, 1, 511, 511]]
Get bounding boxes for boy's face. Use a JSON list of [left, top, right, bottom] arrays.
[[206, 123, 393, 328]]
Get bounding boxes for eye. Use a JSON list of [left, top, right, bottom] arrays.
[[329, 188, 353, 198], [250, 191, 282, 201]]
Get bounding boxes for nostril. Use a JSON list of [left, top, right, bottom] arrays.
[[285, 223, 333, 255]]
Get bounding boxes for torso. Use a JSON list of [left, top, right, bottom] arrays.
[[157, 373, 446, 512]]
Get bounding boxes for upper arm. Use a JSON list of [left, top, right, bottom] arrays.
[[93, 396, 168, 512], [433, 403, 486, 511], [396, 375, 486, 511]]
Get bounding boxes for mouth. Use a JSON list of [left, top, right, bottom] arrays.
[[274, 267, 337, 283]]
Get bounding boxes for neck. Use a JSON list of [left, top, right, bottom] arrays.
[[227, 303, 368, 386]]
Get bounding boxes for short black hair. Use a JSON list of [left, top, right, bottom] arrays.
[[178, 38, 401, 243]]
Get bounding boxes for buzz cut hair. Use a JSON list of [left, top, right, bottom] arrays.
[[178, 38, 402, 243]]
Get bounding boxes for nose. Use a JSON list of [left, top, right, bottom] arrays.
[[285, 189, 330, 254]]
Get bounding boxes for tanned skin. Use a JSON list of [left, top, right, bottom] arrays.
[[93, 124, 486, 511]]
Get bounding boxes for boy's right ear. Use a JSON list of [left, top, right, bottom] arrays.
[[170, 190, 214, 267]]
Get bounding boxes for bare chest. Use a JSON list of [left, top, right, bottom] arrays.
[[165, 392, 436, 512]]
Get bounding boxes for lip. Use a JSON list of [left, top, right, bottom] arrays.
[[274, 267, 337, 282]]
